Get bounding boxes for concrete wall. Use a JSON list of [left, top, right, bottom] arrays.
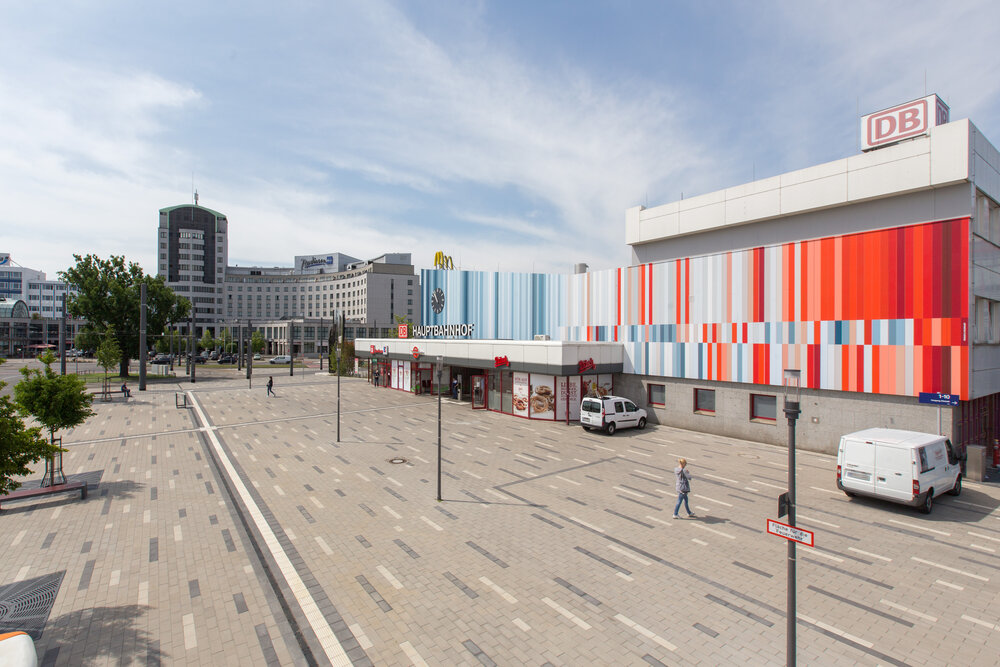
[[615, 374, 951, 456]]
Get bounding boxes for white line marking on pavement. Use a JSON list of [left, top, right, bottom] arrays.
[[569, 516, 605, 533], [691, 538, 708, 546], [970, 543, 996, 553], [810, 550, 844, 563], [691, 523, 735, 540], [614, 486, 645, 498], [183, 613, 197, 649], [797, 514, 839, 528], [187, 392, 353, 667], [145, 470, 151, 479], [496, 435, 513, 442], [698, 495, 733, 507], [556, 475, 582, 486], [310, 497, 324, 509], [848, 547, 892, 562], [16, 566, 29, 581], [810, 486, 839, 495], [143, 510, 151, 524], [274, 485, 285, 496], [383, 506, 402, 519], [880, 599, 938, 623], [614, 613, 676, 651], [174, 525, 183, 542], [12, 530, 25, 546], [399, 642, 428, 667], [889, 519, 950, 536], [592, 444, 615, 452], [278, 464, 288, 472], [542, 597, 591, 630], [703, 473, 738, 484], [122, 504, 131, 514], [329, 466, 342, 475], [608, 543, 652, 566], [572, 458, 589, 464], [355, 473, 370, 482], [348, 623, 373, 650], [315, 537, 333, 555], [480, 576, 517, 603], [911, 557, 989, 581], [138, 581, 149, 605], [954, 499, 994, 511], [406, 446, 420, 453], [753, 480, 785, 490], [513, 618, 531, 632], [109, 570, 120, 587], [51, 507, 62, 519], [476, 447, 493, 454], [627, 449, 652, 457], [286, 529, 297, 541], [969, 531, 1000, 543], [420, 516, 443, 531], [634, 469, 663, 480], [743, 487, 760, 492], [168, 479, 176, 490], [377, 565, 404, 590], [962, 614, 1000, 631], [616, 572, 634, 581], [249, 454, 257, 462], [935, 579, 964, 591], [546, 454, 562, 461], [798, 614, 872, 648], [646, 515, 673, 527], [464, 470, 483, 479], [414, 456, 429, 464], [482, 489, 506, 500], [386, 476, 403, 488]]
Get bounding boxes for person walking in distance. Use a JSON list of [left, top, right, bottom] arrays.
[[266, 376, 275, 397], [673, 458, 695, 518]]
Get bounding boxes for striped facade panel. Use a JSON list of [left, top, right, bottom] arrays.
[[421, 217, 970, 399]]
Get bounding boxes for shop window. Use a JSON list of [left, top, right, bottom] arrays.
[[648, 384, 665, 406], [694, 388, 715, 414], [750, 394, 777, 423]]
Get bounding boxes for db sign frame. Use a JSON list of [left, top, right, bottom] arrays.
[[766, 519, 814, 547], [861, 94, 949, 151]]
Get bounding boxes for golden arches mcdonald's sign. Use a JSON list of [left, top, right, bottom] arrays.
[[433, 251, 455, 270]]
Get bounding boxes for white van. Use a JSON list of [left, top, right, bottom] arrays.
[[580, 396, 647, 435], [836, 428, 963, 514]]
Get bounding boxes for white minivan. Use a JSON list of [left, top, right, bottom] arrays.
[[837, 428, 963, 514], [580, 396, 647, 435]]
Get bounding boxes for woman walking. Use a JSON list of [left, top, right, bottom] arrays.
[[673, 458, 695, 518]]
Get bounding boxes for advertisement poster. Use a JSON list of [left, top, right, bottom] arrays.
[[529, 374, 555, 420], [556, 377, 568, 422], [568, 378, 581, 421], [393, 360, 404, 390], [403, 363, 411, 393], [598, 374, 613, 397], [512, 372, 530, 417]]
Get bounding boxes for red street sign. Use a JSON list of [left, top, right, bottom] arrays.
[[398, 324, 408, 338], [494, 355, 509, 368], [411, 346, 420, 360], [767, 519, 814, 547]]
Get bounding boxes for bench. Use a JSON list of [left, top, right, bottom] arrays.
[[89, 389, 130, 402], [0, 480, 88, 510]]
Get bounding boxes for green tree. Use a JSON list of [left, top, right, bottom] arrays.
[[389, 314, 415, 338], [14, 353, 95, 487], [251, 331, 265, 355], [332, 340, 355, 376], [96, 327, 122, 390], [200, 330, 215, 354], [60, 254, 190, 377], [0, 358, 59, 495]]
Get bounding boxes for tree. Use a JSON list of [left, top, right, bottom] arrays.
[[60, 254, 190, 377], [13, 353, 95, 487], [0, 358, 59, 495], [251, 331, 265, 355], [200, 330, 215, 354], [389, 314, 415, 338], [96, 327, 122, 390], [333, 341, 355, 376]]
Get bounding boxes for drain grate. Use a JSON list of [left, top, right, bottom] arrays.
[[387, 457, 408, 465], [0, 571, 65, 640]]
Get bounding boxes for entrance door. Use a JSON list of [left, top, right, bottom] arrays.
[[488, 372, 502, 412], [471, 375, 487, 409]]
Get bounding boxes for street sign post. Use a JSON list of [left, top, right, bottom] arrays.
[[767, 519, 814, 548], [777, 492, 790, 519]]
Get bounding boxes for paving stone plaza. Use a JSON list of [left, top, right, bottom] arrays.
[[3, 368, 1000, 666]]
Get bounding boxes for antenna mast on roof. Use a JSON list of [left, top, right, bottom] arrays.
[[194, 189, 199, 206]]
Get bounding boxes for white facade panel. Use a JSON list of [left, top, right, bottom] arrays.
[[847, 153, 931, 202]]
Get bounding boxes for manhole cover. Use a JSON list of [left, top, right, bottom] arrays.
[[0, 571, 65, 640], [387, 457, 408, 465]]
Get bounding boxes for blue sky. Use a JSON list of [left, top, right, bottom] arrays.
[[3, 1, 999, 279]]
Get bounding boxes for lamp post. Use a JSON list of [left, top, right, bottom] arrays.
[[436, 355, 443, 501], [783, 368, 802, 667]]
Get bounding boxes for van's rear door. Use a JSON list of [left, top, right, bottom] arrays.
[[874, 443, 913, 501], [841, 437, 876, 494]]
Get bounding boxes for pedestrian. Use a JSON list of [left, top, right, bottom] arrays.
[[374, 370, 380, 386], [450, 378, 458, 399], [673, 458, 695, 518], [120, 381, 131, 398], [267, 376, 275, 397]]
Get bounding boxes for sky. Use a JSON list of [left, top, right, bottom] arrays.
[[3, 1, 1000, 280]]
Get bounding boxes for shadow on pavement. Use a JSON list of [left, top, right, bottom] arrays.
[[38, 604, 167, 666]]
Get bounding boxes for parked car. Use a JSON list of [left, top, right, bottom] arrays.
[[837, 428, 963, 514], [193, 355, 208, 364], [580, 395, 647, 435], [151, 355, 171, 364], [268, 355, 292, 364], [253, 353, 262, 360], [218, 355, 235, 364], [209, 351, 219, 360]]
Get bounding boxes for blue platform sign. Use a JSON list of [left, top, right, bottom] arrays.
[[919, 392, 959, 406]]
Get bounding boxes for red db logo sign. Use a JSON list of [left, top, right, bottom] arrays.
[[861, 95, 947, 151]]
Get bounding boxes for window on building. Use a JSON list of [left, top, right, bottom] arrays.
[[694, 388, 715, 414], [750, 394, 776, 422], [648, 384, 665, 406]]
